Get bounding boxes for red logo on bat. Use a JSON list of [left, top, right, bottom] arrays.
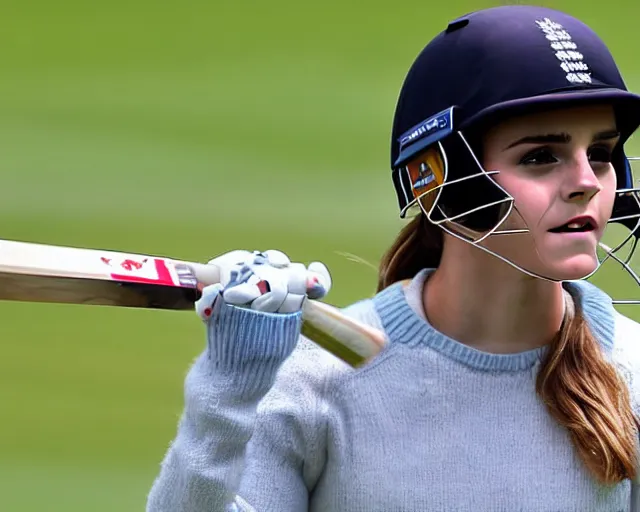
[[120, 258, 147, 271], [100, 256, 148, 271]]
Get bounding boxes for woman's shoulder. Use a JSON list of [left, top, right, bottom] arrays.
[[608, 312, 640, 413], [611, 311, 640, 367]]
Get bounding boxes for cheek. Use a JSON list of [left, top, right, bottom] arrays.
[[600, 169, 617, 215], [494, 172, 550, 223]]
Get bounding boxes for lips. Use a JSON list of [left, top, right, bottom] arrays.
[[548, 215, 598, 233]]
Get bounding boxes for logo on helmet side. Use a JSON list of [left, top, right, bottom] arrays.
[[407, 147, 445, 201], [398, 109, 452, 149]]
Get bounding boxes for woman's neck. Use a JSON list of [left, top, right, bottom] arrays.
[[423, 242, 566, 354]]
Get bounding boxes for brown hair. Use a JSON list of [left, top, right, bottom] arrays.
[[377, 214, 639, 485]]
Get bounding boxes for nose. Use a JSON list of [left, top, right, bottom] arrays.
[[563, 154, 602, 204]]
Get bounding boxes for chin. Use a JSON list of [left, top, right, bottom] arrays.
[[544, 254, 599, 281]]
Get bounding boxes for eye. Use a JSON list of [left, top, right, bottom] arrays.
[[588, 145, 613, 163], [519, 147, 558, 166]]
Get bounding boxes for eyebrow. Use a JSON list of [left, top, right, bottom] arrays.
[[504, 129, 620, 150]]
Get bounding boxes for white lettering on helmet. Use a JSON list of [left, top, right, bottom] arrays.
[[535, 17, 592, 85]]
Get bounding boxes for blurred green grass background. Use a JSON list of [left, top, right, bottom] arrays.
[[0, 1, 639, 510]]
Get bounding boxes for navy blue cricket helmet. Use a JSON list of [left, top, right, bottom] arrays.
[[390, 5, 640, 239]]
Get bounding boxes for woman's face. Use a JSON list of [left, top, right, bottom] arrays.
[[479, 104, 619, 281]]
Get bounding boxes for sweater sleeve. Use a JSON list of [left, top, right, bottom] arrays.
[[229, 336, 337, 510], [145, 289, 361, 512], [145, 299, 308, 512]]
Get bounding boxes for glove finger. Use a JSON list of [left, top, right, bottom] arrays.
[[262, 249, 291, 268], [278, 293, 305, 313], [223, 280, 263, 306], [250, 250, 269, 266], [287, 262, 309, 296], [306, 261, 332, 299], [221, 263, 254, 288], [207, 250, 253, 270], [195, 283, 225, 322], [210, 251, 255, 287]]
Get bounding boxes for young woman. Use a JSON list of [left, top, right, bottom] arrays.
[[147, 5, 640, 511]]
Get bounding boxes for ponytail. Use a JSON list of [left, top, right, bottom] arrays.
[[377, 214, 442, 292], [536, 290, 639, 484]]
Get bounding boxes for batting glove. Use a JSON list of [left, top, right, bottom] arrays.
[[195, 249, 331, 321]]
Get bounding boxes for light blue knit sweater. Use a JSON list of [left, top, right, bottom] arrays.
[[146, 269, 640, 511]]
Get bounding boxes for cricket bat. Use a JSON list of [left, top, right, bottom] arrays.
[[0, 239, 387, 367]]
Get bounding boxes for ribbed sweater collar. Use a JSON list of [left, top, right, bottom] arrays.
[[372, 269, 616, 372]]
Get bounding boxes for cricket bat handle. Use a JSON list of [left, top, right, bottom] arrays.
[[186, 262, 388, 367]]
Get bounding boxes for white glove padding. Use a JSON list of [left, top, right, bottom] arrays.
[[196, 250, 331, 319]]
